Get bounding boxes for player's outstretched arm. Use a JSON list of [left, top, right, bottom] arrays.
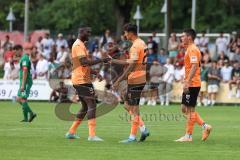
[[111, 59, 129, 65], [79, 57, 111, 67]]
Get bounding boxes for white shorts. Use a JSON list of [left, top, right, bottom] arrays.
[[208, 84, 219, 93], [200, 81, 207, 92]]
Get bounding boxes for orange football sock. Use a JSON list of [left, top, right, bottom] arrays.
[[186, 112, 196, 135], [69, 119, 82, 134], [128, 111, 144, 127], [139, 117, 144, 127], [88, 119, 96, 137], [130, 115, 140, 136], [195, 112, 204, 126]]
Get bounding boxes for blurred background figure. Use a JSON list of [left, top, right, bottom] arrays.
[[228, 61, 240, 98], [207, 60, 221, 106], [50, 81, 69, 103], [198, 62, 209, 106], [100, 29, 113, 49], [36, 53, 48, 79], [55, 33, 68, 52], [159, 58, 174, 106], [41, 33, 55, 60], [168, 33, 179, 61]]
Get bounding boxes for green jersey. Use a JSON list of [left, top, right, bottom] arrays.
[[18, 53, 32, 99], [19, 53, 32, 83]]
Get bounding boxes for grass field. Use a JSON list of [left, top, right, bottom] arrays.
[[0, 101, 240, 160]]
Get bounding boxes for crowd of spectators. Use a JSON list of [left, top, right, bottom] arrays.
[[0, 30, 240, 105]]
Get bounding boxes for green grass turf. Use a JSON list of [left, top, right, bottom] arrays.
[[0, 101, 240, 160]]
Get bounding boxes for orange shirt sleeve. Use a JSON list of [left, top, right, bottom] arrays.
[[188, 48, 200, 64]]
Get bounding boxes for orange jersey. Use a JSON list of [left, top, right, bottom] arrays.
[[128, 38, 147, 84], [184, 43, 201, 87], [71, 39, 91, 85]]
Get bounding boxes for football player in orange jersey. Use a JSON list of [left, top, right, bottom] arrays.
[[112, 24, 150, 143], [65, 26, 111, 141], [175, 29, 212, 142]]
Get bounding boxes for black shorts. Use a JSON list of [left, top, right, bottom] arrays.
[[181, 87, 200, 107], [126, 83, 145, 106], [73, 83, 95, 98]]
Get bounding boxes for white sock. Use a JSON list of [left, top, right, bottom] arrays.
[[185, 134, 192, 138], [129, 134, 136, 140], [202, 123, 207, 129], [139, 125, 146, 133], [212, 100, 215, 105]]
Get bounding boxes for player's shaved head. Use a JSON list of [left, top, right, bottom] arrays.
[[78, 26, 91, 42], [78, 27, 91, 35]]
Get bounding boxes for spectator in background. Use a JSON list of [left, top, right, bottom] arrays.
[[217, 59, 224, 69], [50, 44, 58, 60], [202, 49, 211, 64], [48, 55, 59, 79], [56, 33, 68, 52], [36, 53, 48, 79], [147, 36, 158, 53], [198, 62, 209, 106], [41, 33, 55, 60], [3, 58, 18, 80], [233, 46, 240, 63], [194, 35, 200, 47], [55, 45, 68, 64], [89, 37, 99, 53], [176, 48, 185, 66], [207, 60, 221, 106], [157, 48, 167, 64], [50, 81, 69, 103], [2, 35, 14, 52], [31, 47, 39, 79], [198, 31, 209, 52], [216, 32, 228, 55], [228, 61, 240, 98], [147, 60, 166, 106], [100, 29, 113, 48], [0, 41, 4, 67], [35, 36, 43, 53], [92, 46, 102, 71], [152, 32, 160, 45], [174, 62, 184, 82], [57, 64, 71, 79], [228, 31, 238, 54], [218, 51, 228, 61], [92, 46, 102, 60], [4, 61, 19, 80], [67, 34, 75, 50], [3, 46, 14, 63], [220, 59, 233, 83], [159, 58, 174, 106], [147, 48, 157, 65], [168, 33, 179, 59]]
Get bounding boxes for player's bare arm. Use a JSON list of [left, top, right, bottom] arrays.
[[111, 58, 129, 65], [113, 60, 136, 89], [21, 67, 28, 92], [79, 56, 110, 67]]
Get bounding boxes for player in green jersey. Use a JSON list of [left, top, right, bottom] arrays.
[[16, 43, 37, 122]]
